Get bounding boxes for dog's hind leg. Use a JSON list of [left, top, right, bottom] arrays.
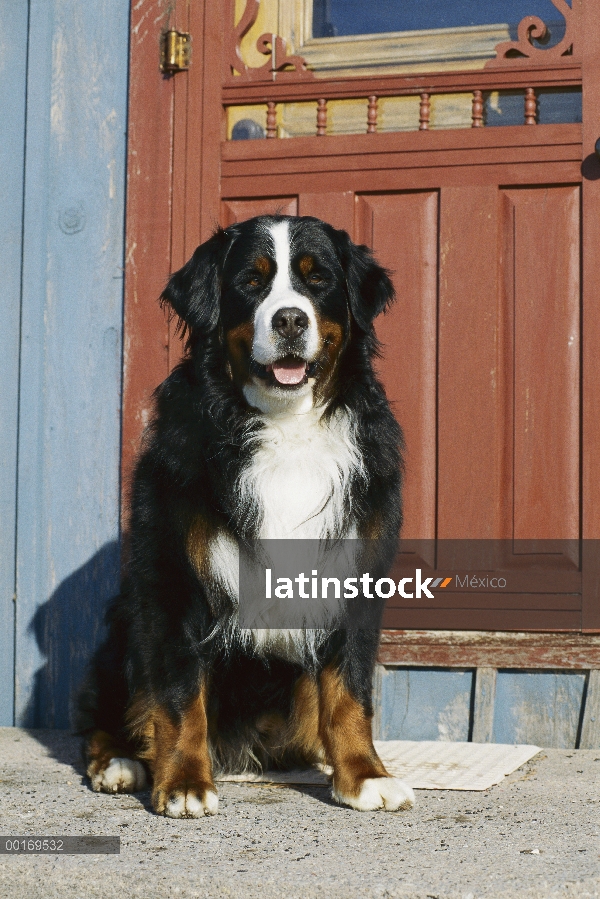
[[84, 729, 147, 794], [138, 682, 218, 818], [78, 610, 147, 794]]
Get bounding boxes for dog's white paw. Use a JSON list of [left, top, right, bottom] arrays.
[[164, 788, 219, 819], [334, 776, 415, 811], [91, 758, 147, 794]]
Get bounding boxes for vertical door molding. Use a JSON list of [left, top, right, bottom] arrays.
[[581, 0, 600, 629], [122, 0, 176, 512]]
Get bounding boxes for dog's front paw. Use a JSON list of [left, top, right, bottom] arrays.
[[90, 758, 147, 794], [153, 783, 219, 818], [333, 776, 415, 811]]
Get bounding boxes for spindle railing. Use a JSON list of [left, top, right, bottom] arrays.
[[224, 64, 582, 139]]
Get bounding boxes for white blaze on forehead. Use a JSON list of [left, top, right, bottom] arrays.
[[270, 220, 292, 293], [252, 220, 319, 363]]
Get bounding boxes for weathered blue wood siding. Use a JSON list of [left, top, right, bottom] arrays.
[[492, 670, 587, 748], [379, 668, 474, 742], [13, 0, 129, 727], [0, 1, 29, 726], [376, 666, 595, 748]]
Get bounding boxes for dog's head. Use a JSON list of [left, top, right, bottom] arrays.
[[161, 215, 394, 414]]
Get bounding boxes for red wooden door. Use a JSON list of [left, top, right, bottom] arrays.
[[124, 0, 600, 635]]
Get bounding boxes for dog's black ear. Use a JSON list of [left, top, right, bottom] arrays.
[[160, 228, 232, 335], [333, 228, 395, 332]]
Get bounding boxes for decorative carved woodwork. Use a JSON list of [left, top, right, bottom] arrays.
[[419, 92, 431, 131], [367, 95, 378, 134], [471, 90, 484, 128], [316, 98, 327, 136], [227, 0, 314, 81], [486, 0, 577, 66]]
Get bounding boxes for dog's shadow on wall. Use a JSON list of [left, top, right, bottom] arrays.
[[22, 540, 120, 769]]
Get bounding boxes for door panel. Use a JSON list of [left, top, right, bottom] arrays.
[[510, 185, 580, 542], [357, 192, 438, 543], [298, 191, 354, 232], [438, 186, 507, 540]]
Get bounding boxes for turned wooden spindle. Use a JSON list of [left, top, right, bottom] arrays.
[[367, 95, 378, 133], [419, 92, 431, 130], [266, 101, 277, 138], [471, 90, 484, 128], [316, 98, 327, 136], [524, 87, 537, 125]]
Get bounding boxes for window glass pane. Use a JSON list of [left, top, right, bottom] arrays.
[[313, 0, 568, 39], [485, 88, 582, 127]]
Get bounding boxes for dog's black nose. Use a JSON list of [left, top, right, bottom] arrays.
[[272, 307, 309, 339]]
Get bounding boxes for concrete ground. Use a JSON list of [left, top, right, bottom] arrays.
[[0, 729, 598, 899]]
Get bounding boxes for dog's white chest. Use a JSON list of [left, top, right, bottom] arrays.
[[239, 408, 362, 540]]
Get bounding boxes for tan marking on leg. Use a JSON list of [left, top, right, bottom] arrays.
[[319, 667, 414, 811], [319, 666, 386, 798], [132, 683, 217, 817], [255, 711, 288, 745], [285, 673, 324, 766], [251, 675, 324, 770]]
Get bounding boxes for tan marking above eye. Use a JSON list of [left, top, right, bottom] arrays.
[[298, 255, 314, 277], [254, 256, 271, 277]]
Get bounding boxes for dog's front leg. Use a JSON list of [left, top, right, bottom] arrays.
[[147, 683, 218, 818], [319, 664, 414, 812]]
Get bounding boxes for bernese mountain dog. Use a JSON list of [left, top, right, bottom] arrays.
[[78, 214, 415, 816]]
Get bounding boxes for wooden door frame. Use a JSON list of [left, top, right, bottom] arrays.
[[123, 0, 600, 665], [122, 0, 223, 504]]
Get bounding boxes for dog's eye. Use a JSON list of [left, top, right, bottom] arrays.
[[308, 273, 324, 285], [246, 275, 262, 288]]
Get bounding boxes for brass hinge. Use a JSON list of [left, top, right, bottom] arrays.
[[160, 30, 191, 74]]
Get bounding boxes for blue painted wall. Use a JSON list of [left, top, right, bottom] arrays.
[[1, 0, 130, 727], [0, 2, 29, 726]]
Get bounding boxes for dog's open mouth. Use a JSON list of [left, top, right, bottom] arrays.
[[251, 356, 317, 389]]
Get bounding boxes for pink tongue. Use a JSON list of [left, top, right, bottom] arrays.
[[270, 360, 307, 385]]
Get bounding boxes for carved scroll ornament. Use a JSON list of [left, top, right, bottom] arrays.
[[486, 0, 577, 66], [227, 0, 314, 81]]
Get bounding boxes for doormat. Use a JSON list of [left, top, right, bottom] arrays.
[[217, 741, 541, 791]]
